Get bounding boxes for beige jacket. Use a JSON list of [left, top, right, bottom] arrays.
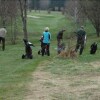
[[0, 28, 7, 38]]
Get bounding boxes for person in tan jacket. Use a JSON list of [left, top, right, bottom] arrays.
[[0, 27, 7, 51]]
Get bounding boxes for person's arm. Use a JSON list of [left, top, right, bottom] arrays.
[[42, 32, 44, 39], [96, 44, 97, 50], [57, 32, 59, 39], [3, 29, 7, 36], [84, 34, 87, 42], [61, 32, 63, 39], [49, 34, 51, 39], [5, 29, 7, 34], [85, 35, 86, 40], [83, 36, 86, 45], [49, 33, 51, 40]]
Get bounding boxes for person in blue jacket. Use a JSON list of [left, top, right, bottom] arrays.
[[42, 27, 51, 56]]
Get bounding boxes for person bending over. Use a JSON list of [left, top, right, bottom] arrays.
[[57, 29, 65, 54]]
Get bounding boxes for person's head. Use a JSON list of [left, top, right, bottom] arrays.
[[62, 29, 66, 32], [44, 27, 49, 32], [3, 26, 6, 28], [93, 42, 97, 45], [23, 39, 28, 44], [80, 26, 84, 30], [93, 42, 95, 44]]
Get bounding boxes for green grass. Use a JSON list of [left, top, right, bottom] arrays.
[[43, 58, 100, 76], [0, 43, 55, 100], [0, 10, 100, 100], [27, 11, 68, 41]]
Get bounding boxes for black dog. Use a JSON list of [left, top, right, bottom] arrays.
[[22, 39, 34, 59], [90, 42, 97, 54]]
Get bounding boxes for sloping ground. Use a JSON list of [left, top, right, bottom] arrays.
[[25, 59, 100, 100]]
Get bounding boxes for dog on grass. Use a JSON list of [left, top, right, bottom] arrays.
[[90, 42, 97, 54]]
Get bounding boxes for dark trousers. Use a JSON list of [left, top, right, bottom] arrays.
[[75, 41, 84, 55], [42, 43, 50, 56], [57, 38, 62, 47], [0, 37, 5, 51], [57, 38, 62, 54]]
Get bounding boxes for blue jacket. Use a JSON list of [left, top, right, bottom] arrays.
[[43, 31, 51, 43]]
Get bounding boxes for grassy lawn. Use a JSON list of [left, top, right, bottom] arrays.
[[0, 10, 100, 100]]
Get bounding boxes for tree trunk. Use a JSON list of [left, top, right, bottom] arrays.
[[13, 18, 17, 44], [96, 27, 100, 37], [1, 0, 6, 27], [19, 0, 28, 40], [23, 0, 28, 40], [23, 17, 28, 40]]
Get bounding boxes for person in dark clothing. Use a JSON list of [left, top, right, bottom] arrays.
[[57, 30, 65, 47], [90, 42, 97, 54], [38, 36, 44, 55], [0, 37, 5, 51], [22, 39, 34, 59], [57, 29, 65, 54], [75, 26, 86, 55], [40, 36, 43, 48], [38, 36, 48, 55]]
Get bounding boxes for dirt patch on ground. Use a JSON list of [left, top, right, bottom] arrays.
[[90, 61, 100, 68], [25, 61, 100, 100]]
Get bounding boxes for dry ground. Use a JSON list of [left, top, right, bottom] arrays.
[[25, 61, 100, 100]]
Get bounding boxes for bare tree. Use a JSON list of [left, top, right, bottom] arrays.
[[0, 0, 19, 44], [40, 0, 50, 10], [65, 0, 86, 27], [18, 0, 28, 40], [0, 0, 7, 27], [65, 0, 77, 18], [27, 0, 32, 12], [79, 0, 100, 37], [6, 0, 18, 44]]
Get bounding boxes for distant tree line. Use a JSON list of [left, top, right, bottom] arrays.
[[0, 0, 28, 44], [0, 0, 19, 44], [29, 0, 66, 11], [0, 0, 99, 45]]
